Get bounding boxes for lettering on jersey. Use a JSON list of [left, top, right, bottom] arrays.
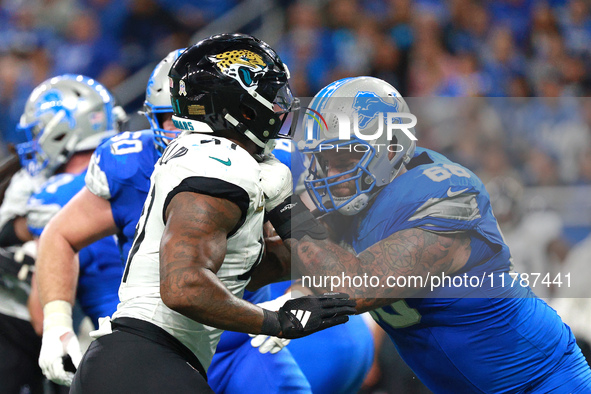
[[370, 301, 421, 329], [44, 174, 75, 194], [161, 142, 188, 165], [124, 185, 156, 282], [172, 119, 195, 131], [109, 131, 144, 156]]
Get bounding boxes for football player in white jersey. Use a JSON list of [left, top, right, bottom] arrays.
[[35, 34, 355, 393]]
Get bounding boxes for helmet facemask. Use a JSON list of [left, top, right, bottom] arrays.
[[16, 120, 48, 176], [303, 138, 377, 215], [301, 76, 416, 215], [143, 48, 185, 155], [144, 102, 179, 154]]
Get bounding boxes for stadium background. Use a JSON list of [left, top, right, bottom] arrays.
[[1, 0, 590, 393]]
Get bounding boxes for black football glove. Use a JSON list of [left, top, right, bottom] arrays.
[[261, 293, 356, 339]]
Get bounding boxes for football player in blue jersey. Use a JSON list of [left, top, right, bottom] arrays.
[[0, 74, 124, 392], [262, 76, 591, 393], [270, 140, 375, 394], [35, 47, 311, 392]]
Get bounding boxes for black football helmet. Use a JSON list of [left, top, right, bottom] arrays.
[[168, 33, 298, 152]]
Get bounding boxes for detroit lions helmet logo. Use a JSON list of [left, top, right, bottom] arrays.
[[353, 91, 400, 129], [208, 50, 268, 90], [146, 77, 155, 98], [35, 89, 77, 130]]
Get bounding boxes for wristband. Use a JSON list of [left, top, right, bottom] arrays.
[[267, 195, 328, 241], [260, 309, 281, 336], [43, 300, 73, 331]]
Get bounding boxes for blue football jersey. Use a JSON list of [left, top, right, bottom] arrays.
[[27, 171, 122, 326], [86, 130, 159, 262], [350, 147, 587, 393]]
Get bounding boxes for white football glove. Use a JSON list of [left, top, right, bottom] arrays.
[[250, 293, 292, 354], [39, 300, 82, 386], [259, 154, 292, 212], [0, 168, 46, 228]]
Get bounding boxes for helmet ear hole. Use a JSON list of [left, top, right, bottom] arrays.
[[53, 133, 67, 142], [390, 135, 398, 148], [240, 103, 257, 121], [389, 135, 398, 161]]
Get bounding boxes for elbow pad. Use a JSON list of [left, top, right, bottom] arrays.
[[266, 195, 328, 241]]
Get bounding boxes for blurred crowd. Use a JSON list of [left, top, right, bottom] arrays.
[[279, 0, 591, 97], [0, 0, 236, 147], [277, 0, 591, 189], [280, 0, 591, 98]]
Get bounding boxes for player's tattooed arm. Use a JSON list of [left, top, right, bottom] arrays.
[[287, 228, 471, 313], [160, 191, 267, 333], [246, 222, 291, 291]]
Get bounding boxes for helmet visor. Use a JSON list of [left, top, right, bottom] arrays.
[[273, 84, 300, 139]]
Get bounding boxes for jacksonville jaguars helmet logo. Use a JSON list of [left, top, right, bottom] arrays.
[[208, 50, 268, 90]]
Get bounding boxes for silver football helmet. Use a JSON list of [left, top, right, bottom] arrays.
[[16, 74, 123, 176], [143, 48, 185, 155], [300, 77, 416, 215]]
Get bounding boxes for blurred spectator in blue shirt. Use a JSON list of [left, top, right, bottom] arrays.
[[557, 0, 591, 58], [52, 10, 126, 88]]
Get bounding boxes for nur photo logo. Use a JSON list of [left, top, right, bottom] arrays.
[[303, 91, 417, 152]]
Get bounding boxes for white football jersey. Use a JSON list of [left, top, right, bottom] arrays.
[[113, 132, 266, 370]]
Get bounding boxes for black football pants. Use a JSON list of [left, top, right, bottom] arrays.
[[71, 317, 213, 394]]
